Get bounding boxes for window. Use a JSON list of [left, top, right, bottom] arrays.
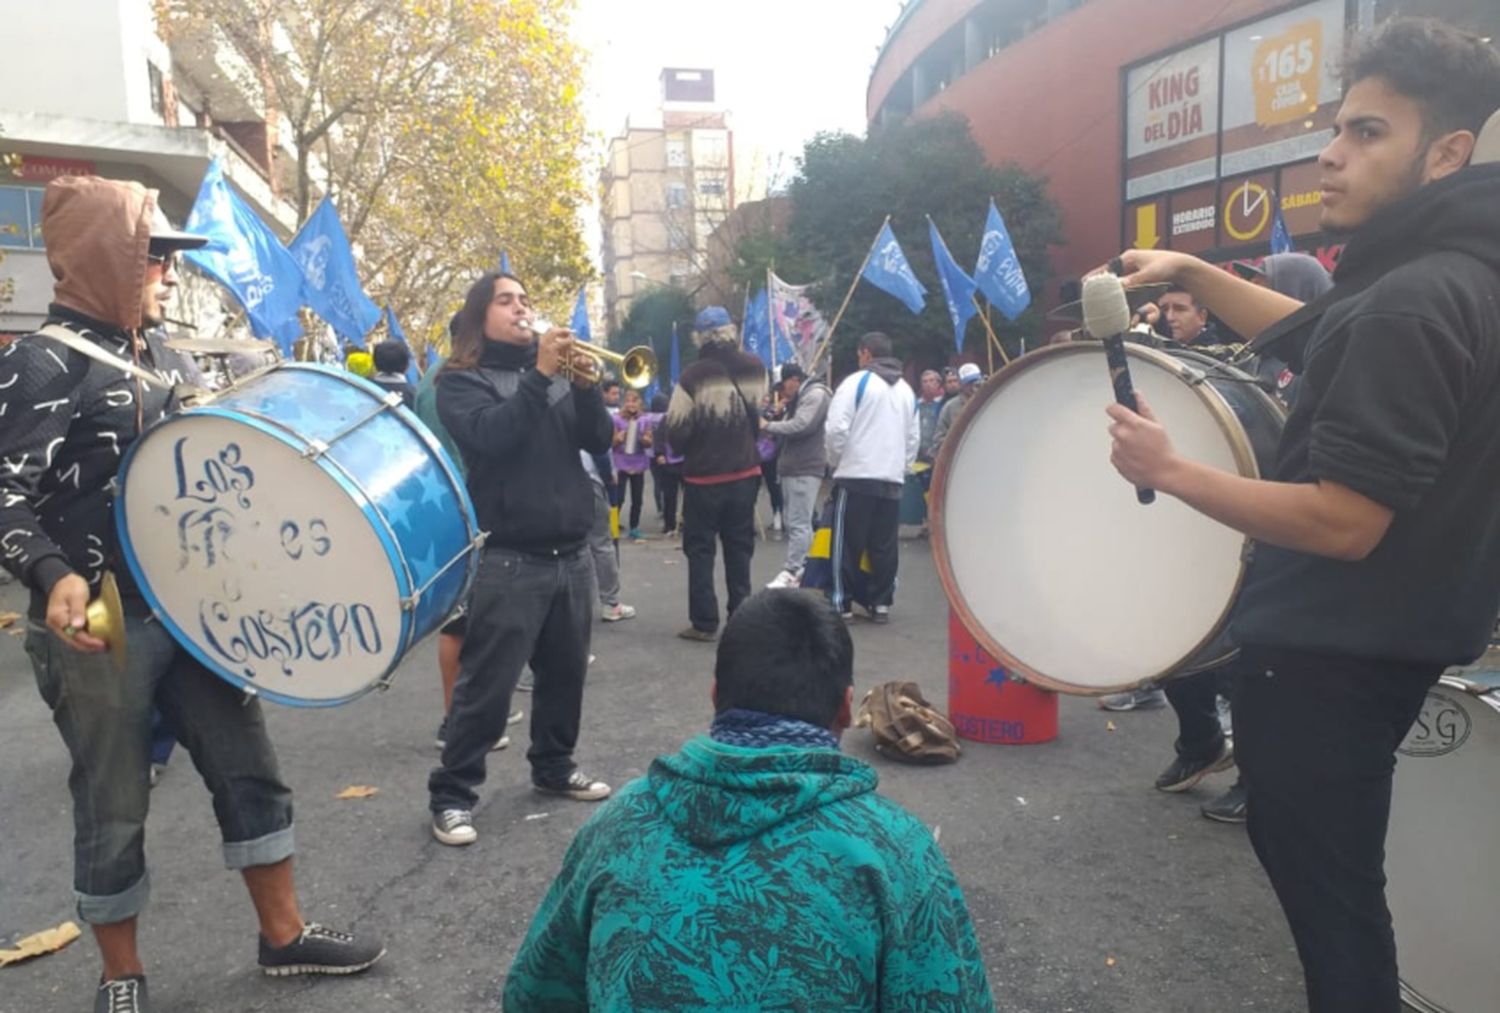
[[0, 186, 46, 249], [666, 183, 688, 209], [148, 62, 167, 118], [666, 139, 687, 168], [698, 178, 726, 197]]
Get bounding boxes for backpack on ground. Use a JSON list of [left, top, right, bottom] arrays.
[[856, 681, 961, 764]]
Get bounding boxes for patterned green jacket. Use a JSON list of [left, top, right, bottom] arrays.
[[504, 736, 995, 1011]]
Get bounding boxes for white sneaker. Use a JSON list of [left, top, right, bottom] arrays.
[[432, 809, 477, 846], [601, 602, 637, 622], [765, 569, 801, 590], [771, 511, 784, 532]]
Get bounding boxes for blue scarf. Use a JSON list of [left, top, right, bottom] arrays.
[[709, 708, 839, 751]]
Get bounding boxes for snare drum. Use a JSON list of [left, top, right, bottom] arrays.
[[1388, 642, 1500, 1013], [116, 364, 482, 706], [932, 342, 1284, 694]]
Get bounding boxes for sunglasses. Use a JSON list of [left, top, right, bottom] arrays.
[[147, 251, 180, 272]]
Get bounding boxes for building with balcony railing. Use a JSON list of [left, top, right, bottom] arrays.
[[0, 0, 303, 334], [869, 0, 1497, 305]]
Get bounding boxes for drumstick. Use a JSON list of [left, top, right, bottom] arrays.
[[1083, 273, 1155, 505]]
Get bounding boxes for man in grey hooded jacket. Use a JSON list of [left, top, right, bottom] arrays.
[[762, 363, 831, 588]]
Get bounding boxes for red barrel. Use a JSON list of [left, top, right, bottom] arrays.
[[947, 611, 1058, 744]]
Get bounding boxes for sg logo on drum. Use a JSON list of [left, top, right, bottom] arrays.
[[1399, 689, 1472, 758]]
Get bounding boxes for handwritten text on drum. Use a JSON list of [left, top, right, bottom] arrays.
[[173, 437, 254, 509], [199, 597, 384, 680]]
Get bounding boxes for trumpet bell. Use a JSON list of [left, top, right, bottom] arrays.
[[619, 347, 656, 389], [84, 571, 127, 671]]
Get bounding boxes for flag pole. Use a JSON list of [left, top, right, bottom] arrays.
[[766, 263, 777, 374], [970, 293, 1011, 367], [806, 213, 890, 377]]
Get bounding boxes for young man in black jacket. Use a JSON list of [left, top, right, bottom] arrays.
[[429, 272, 615, 846], [1106, 20, 1500, 1013]]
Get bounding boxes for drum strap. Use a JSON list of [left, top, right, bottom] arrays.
[[35, 324, 174, 391]]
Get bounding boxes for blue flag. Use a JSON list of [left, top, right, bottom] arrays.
[[861, 221, 926, 314], [973, 200, 1031, 321], [500, 250, 513, 275], [290, 197, 380, 347], [1270, 202, 1293, 255], [569, 286, 591, 343], [742, 288, 772, 368], [385, 306, 419, 386], [183, 159, 307, 355], [670, 322, 681, 385], [928, 218, 979, 353]]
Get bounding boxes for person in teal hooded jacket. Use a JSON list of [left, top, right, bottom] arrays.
[[504, 589, 994, 1011]]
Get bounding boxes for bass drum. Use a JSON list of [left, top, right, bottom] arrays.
[[932, 343, 1284, 695], [116, 364, 482, 706], [1388, 636, 1500, 1013]]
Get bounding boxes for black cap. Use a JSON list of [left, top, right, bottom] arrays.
[[778, 363, 806, 384]]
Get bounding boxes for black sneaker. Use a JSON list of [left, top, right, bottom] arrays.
[[258, 923, 385, 977], [868, 605, 890, 624], [431, 808, 477, 846], [1154, 740, 1235, 793], [677, 626, 717, 642], [534, 770, 612, 802], [1201, 782, 1249, 823], [95, 976, 148, 1013]]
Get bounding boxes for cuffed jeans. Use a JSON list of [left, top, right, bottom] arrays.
[[779, 474, 821, 575], [587, 482, 621, 607], [25, 615, 294, 925], [1234, 649, 1441, 1013], [682, 477, 758, 633], [429, 546, 594, 811]]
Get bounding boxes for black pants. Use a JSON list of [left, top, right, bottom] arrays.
[[1234, 649, 1441, 1013], [650, 460, 665, 514], [682, 477, 758, 632], [761, 457, 783, 514], [1165, 664, 1232, 762], [619, 471, 646, 531], [830, 482, 900, 612], [657, 463, 682, 533], [429, 547, 594, 811]]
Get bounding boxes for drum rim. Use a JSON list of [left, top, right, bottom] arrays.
[[113, 367, 441, 707], [930, 342, 1267, 696]]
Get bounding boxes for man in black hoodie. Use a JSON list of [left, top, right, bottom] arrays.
[[429, 272, 615, 847], [1106, 21, 1500, 1013]]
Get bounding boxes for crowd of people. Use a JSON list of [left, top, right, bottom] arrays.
[[1, 16, 1498, 1013]]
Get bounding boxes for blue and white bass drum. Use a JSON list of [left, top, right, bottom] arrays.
[[116, 364, 482, 706]]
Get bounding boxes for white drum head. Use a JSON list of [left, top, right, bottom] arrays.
[[1388, 673, 1500, 1013], [120, 414, 403, 704], [935, 345, 1255, 693]]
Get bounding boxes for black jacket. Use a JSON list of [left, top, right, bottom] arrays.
[[0, 306, 196, 607], [1232, 164, 1500, 666], [435, 341, 612, 554]]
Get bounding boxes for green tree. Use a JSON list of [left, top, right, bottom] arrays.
[[786, 113, 1063, 375], [615, 286, 696, 387], [155, 0, 592, 355]]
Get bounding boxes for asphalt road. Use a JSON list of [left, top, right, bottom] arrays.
[[0, 530, 1305, 1012]]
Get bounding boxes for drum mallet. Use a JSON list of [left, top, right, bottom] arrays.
[[1084, 271, 1155, 505]]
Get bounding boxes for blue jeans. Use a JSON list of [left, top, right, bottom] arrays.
[[24, 614, 294, 924]]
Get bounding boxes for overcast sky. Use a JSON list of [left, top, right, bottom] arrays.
[[572, 0, 905, 259]]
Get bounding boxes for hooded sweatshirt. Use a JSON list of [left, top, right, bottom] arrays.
[[763, 379, 831, 478], [1232, 163, 1500, 666], [0, 178, 196, 610], [824, 356, 919, 489], [503, 736, 994, 1011]]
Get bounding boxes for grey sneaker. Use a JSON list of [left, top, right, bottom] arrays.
[[257, 923, 385, 976], [1155, 740, 1236, 793], [677, 626, 717, 642], [95, 976, 148, 1013], [534, 770, 612, 802], [431, 808, 477, 846], [1201, 782, 1249, 823], [1098, 686, 1167, 711]]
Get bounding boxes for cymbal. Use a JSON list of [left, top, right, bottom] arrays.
[[166, 337, 276, 356], [1046, 282, 1170, 325]]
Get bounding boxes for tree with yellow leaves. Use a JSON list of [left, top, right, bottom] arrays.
[[155, 0, 591, 356]]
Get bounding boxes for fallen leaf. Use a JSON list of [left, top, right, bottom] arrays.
[[0, 921, 81, 967], [1106, 956, 1116, 967], [335, 785, 379, 800], [1015, 796, 1027, 806], [0, 612, 20, 630], [1106, 720, 1117, 732]]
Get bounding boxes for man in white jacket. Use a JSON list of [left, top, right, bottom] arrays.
[[823, 332, 919, 623]]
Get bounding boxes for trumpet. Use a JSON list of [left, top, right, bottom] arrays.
[[523, 321, 657, 389]]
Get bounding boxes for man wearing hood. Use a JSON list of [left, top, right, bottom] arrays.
[[762, 362, 832, 590], [0, 177, 383, 1013], [503, 589, 994, 1010], [823, 333, 919, 623], [663, 306, 768, 642], [1107, 20, 1500, 1012]]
